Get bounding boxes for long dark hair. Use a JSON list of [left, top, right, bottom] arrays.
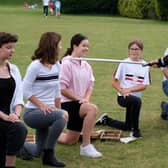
[[32, 32, 61, 64], [63, 33, 88, 57]]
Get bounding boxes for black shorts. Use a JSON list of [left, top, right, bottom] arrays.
[[61, 101, 83, 132]]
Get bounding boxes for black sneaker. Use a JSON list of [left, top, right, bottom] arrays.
[[161, 101, 166, 113], [160, 101, 168, 120], [132, 130, 143, 138], [96, 113, 108, 125], [17, 146, 33, 160]]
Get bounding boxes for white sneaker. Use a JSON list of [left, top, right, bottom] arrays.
[[80, 144, 102, 158]]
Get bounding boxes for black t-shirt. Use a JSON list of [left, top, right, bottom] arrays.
[[0, 76, 15, 115]]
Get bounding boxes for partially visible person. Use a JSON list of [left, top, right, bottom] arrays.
[[149, 50, 168, 68], [22, 32, 68, 167], [96, 39, 150, 138], [160, 48, 168, 120], [42, 0, 49, 17], [0, 32, 27, 168], [49, 0, 54, 15], [54, 0, 61, 17], [58, 33, 102, 158]]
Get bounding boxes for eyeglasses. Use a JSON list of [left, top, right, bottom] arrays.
[[130, 48, 141, 51]]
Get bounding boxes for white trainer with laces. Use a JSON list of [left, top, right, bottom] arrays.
[[80, 144, 102, 158]]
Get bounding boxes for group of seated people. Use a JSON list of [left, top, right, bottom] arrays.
[[0, 31, 167, 168]]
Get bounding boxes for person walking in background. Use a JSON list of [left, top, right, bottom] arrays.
[[58, 33, 102, 158], [54, 0, 61, 17], [22, 32, 68, 167], [96, 39, 150, 138], [42, 0, 49, 17], [0, 32, 27, 168], [49, 0, 54, 15]]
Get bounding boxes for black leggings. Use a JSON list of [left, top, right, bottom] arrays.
[[0, 120, 27, 155], [0, 120, 27, 168], [107, 95, 141, 131]]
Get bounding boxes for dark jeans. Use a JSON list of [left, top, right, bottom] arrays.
[[162, 80, 168, 96], [107, 95, 141, 131], [162, 80, 168, 113], [43, 6, 48, 16], [0, 120, 27, 167]]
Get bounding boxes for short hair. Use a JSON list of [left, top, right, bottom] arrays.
[[128, 39, 144, 50], [32, 32, 61, 64], [0, 32, 18, 48]]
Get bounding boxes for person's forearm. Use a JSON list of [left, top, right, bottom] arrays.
[[0, 111, 8, 120], [84, 88, 92, 101], [129, 84, 147, 92], [163, 68, 168, 79], [55, 98, 61, 108], [61, 89, 79, 101], [28, 95, 45, 109], [13, 105, 23, 117], [112, 78, 122, 93]]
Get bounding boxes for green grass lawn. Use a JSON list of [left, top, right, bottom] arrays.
[[1, 4, 168, 168]]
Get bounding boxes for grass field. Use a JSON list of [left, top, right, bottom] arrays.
[[1, 4, 168, 168]]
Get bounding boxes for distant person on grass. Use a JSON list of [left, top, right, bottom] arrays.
[[96, 39, 150, 139], [42, 0, 49, 17], [58, 33, 102, 158], [22, 32, 68, 167], [54, 0, 61, 17], [49, 0, 54, 15], [0, 32, 27, 168]]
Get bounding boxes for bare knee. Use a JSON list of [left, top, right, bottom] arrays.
[[63, 110, 69, 121], [89, 104, 98, 117]]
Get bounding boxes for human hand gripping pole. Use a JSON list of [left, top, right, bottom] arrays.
[[143, 55, 168, 67]]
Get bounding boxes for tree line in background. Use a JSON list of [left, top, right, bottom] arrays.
[[61, 0, 168, 21], [0, 0, 167, 21]]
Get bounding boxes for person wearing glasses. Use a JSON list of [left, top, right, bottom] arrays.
[[96, 39, 150, 138]]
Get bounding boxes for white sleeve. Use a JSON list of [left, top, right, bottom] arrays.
[[12, 66, 24, 108], [142, 67, 150, 85], [22, 62, 39, 99], [114, 63, 124, 80], [55, 81, 61, 98]]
